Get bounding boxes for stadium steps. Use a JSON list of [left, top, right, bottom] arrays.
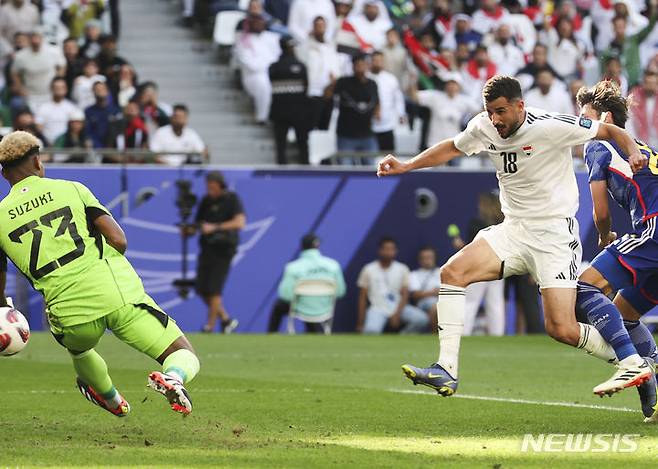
[[118, 0, 276, 164]]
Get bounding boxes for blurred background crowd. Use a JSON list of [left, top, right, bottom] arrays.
[[6, 0, 658, 166], [191, 0, 658, 164], [0, 0, 207, 164]]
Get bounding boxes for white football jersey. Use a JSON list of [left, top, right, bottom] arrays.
[[454, 107, 600, 220]]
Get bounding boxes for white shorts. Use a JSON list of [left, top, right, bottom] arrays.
[[476, 217, 582, 289]]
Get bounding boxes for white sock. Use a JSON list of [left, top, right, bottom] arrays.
[[577, 323, 618, 364], [437, 284, 465, 378], [619, 354, 644, 367]]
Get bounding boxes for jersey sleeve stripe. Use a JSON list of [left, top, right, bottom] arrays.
[[553, 116, 578, 125], [554, 114, 577, 122]]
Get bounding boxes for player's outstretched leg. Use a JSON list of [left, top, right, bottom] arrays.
[[576, 282, 653, 396], [401, 285, 463, 396], [147, 336, 200, 415], [401, 237, 504, 395], [577, 282, 641, 364], [72, 349, 130, 417]]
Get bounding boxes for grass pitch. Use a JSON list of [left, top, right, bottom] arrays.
[[1, 333, 658, 468]]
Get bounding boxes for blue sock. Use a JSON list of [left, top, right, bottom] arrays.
[[576, 282, 637, 361], [624, 319, 658, 361]]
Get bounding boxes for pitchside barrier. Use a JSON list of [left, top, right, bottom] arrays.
[[3, 152, 647, 333]]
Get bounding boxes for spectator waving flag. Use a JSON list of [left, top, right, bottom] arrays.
[[336, 20, 373, 56], [402, 28, 451, 79]]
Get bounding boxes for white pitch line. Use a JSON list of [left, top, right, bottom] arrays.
[[5, 387, 640, 413], [388, 388, 637, 413]]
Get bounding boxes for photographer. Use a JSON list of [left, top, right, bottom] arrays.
[[184, 171, 245, 333]]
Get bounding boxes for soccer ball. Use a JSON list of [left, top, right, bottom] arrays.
[[0, 307, 30, 356]]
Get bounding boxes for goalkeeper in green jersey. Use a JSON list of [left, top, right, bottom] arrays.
[[0, 131, 200, 416]]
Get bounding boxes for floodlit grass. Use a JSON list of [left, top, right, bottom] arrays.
[[1, 333, 657, 467]]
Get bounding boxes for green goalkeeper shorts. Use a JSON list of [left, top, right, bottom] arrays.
[[48, 295, 183, 359]]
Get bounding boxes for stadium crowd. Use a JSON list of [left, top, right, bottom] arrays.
[[0, 0, 207, 164], [209, 0, 658, 164]]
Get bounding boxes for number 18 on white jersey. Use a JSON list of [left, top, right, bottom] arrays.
[[453, 107, 600, 220]]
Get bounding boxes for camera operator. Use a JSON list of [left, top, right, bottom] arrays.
[[183, 171, 245, 333]]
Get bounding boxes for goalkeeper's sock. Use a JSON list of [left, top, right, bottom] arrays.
[[576, 282, 639, 363], [162, 349, 200, 384], [436, 284, 465, 378], [72, 349, 122, 407], [625, 319, 658, 360]]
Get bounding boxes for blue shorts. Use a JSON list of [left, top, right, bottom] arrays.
[[590, 219, 658, 315], [618, 285, 658, 315]]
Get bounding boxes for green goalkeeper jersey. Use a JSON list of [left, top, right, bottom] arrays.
[[0, 176, 147, 327]]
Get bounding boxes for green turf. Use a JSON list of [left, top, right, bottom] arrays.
[[1, 333, 658, 468]]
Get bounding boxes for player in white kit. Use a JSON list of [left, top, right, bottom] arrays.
[[377, 76, 653, 396]]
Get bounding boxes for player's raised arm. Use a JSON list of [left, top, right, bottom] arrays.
[[596, 123, 647, 173], [377, 139, 462, 177], [378, 105, 488, 177]]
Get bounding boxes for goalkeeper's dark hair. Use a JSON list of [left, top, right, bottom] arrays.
[[482, 76, 522, 103], [576, 80, 630, 128]]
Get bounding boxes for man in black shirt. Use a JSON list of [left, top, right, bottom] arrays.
[[97, 34, 130, 97], [63, 37, 84, 97], [269, 36, 309, 164], [186, 171, 246, 333], [326, 53, 379, 164]]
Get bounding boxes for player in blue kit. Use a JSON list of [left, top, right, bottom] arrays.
[[576, 81, 658, 422]]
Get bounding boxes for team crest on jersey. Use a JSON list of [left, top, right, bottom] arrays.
[[522, 145, 533, 156]]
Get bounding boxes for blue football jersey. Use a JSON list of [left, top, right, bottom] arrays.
[[584, 138, 658, 231]]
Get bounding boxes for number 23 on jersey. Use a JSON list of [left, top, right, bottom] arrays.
[[8, 206, 85, 280]]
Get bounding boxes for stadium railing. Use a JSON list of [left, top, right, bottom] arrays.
[[38, 148, 587, 170], [39, 148, 207, 165]]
